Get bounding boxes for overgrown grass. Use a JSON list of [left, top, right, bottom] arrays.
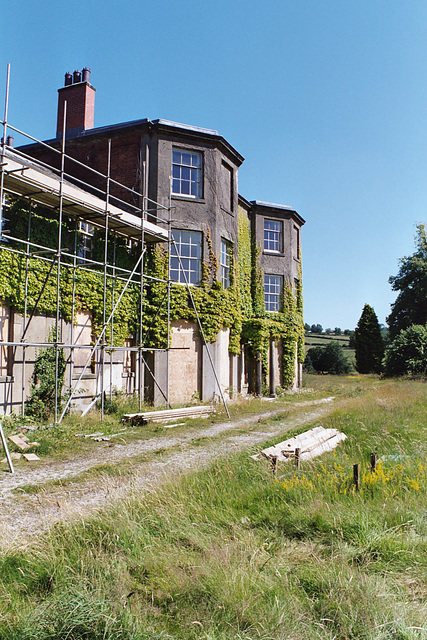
[[1, 377, 427, 638], [1, 378, 342, 464]]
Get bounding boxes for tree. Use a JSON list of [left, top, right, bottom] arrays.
[[311, 323, 323, 334], [334, 327, 342, 335], [304, 323, 311, 333], [383, 325, 427, 377], [354, 304, 384, 373], [304, 342, 352, 375], [387, 224, 427, 339]]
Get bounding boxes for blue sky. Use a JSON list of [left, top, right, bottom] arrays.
[[2, 0, 426, 330]]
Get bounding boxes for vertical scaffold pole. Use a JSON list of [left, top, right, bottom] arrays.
[[138, 144, 148, 410], [22, 201, 32, 416], [70, 220, 78, 392], [0, 421, 13, 474], [0, 64, 11, 250], [110, 232, 116, 403], [167, 182, 172, 405], [101, 139, 112, 419], [54, 100, 67, 424]]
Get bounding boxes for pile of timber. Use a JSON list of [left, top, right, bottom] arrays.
[[122, 405, 215, 425], [253, 426, 346, 463]]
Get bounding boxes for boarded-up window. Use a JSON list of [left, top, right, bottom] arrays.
[[220, 161, 233, 213]]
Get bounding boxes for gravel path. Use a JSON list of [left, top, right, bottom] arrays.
[[0, 397, 335, 548]]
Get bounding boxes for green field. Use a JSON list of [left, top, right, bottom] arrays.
[[305, 332, 355, 366], [1, 375, 427, 639]]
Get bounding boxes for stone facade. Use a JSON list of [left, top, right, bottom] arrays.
[[5, 69, 306, 414]]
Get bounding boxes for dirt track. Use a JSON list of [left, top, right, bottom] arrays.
[[0, 397, 335, 548]]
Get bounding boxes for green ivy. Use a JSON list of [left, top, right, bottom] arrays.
[[237, 207, 253, 320], [26, 327, 66, 420], [1, 200, 304, 393]]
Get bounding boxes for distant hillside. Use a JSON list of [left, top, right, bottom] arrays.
[[305, 332, 355, 365]]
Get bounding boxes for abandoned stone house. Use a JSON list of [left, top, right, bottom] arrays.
[[0, 68, 305, 416]]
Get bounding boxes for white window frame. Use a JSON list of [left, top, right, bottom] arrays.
[[220, 239, 232, 289], [78, 221, 94, 263], [172, 148, 203, 199], [264, 219, 283, 253], [264, 274, 282, 312], [170, 229, 202, 285]]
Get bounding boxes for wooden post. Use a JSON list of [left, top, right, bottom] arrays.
[[271, 455, 278, 476], [295, 447, 301, 470], [370, 452, 377, 473], [353, 463, 360, 491]]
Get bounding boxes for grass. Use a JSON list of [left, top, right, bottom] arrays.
[[1, 379, 340, 467], [1, 376, 427, 638], [305, 332, 356, 366]]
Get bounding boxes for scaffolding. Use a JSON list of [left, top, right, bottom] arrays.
[[0, 65, 230, 425]]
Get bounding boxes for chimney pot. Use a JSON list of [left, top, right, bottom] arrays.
[[6, 136, 13, 147], [57, 67, 96, 137]]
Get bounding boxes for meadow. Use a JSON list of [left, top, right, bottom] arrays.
[[1, 375, 427, 639]]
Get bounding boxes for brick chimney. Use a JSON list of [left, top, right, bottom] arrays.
[[56, 67, 95, 138]]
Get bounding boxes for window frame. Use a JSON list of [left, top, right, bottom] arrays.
[[170, 229, 202, 285], [264, 274, 283, 312], [293, 224, 300, 260], [171, 148, 203, 199], [78, 221, 94, 263], [220, 238, 232, 289], [263, 218, 283, 254]]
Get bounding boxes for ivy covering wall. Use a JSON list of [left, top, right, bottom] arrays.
[[237, 205, 304, 389], [0, 200, 304, 392]]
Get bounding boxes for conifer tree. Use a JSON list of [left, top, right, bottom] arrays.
[[354, 304, 384, 373]]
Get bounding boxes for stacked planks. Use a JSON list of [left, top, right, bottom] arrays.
[[253, 426, 346, 463], [122, 405, 215, 425]]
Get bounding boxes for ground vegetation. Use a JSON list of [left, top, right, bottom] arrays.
[[0, 376, 426, 638], [304, 341, 352, 374]]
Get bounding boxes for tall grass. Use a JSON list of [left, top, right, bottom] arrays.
[[1, 377, 426, 639]]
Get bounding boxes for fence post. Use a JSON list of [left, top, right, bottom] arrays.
[[271, 455, 278, 476], [370, 452, 377, 473], [353, 463, 360, 491], [295, 447, 301, 470]]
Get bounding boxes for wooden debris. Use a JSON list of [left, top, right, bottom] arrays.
[[8, 434, 31, 450], [2, 452, 22, 462], [122, 405, 215, 425], [253, 426, 346, 464], [162, 422, 186, 429], [23, 453, 40, 461]]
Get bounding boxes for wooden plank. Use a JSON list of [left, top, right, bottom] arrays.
[[23, 453, 40, 461], [8, 434, 31, 450], [253, 427, 347, 463], [122, 405, 215, 424]]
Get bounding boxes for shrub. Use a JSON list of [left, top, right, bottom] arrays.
[[304, 342, 352, 374], [26, 328, 66, 421], [383, 324, 427, 377]]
